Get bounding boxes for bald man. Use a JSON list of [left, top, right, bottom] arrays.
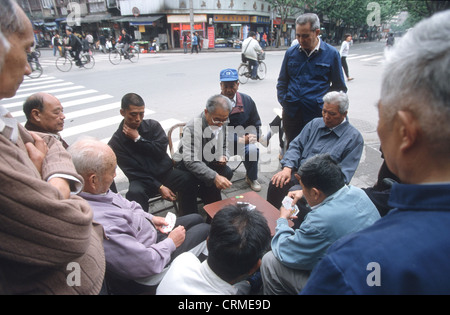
[[23, 92, 68, 148]]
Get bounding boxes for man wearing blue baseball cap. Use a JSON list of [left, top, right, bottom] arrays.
[[220, 68, 262, 191]]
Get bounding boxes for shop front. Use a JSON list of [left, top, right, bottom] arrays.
[[213, 14, 249, 48], [167, 14, 207, 49]]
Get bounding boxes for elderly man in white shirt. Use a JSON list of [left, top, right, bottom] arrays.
[[242, 31, 263, 80]]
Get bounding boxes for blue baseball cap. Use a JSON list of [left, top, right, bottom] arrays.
[[220, 68, 238, 82]]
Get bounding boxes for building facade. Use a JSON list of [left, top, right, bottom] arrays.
[[18, 0, 298, 50]]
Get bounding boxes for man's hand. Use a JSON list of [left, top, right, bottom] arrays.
[[152, 216, 168, 232], [168, 226, 186, 247], [238, 134, 257, 145], [288, 189, 304, 205], [280, 206, 298, 220], [159, 185, 177, 201], [25, 132, 47, 176], [214, 174, 232, 190], [122, 124, 139, 141], [271, 167, 292, 188]]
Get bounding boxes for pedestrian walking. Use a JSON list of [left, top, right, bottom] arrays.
[[340, 34, 354, 81], [183, 32, 189, 54], [191, 32, 199, 54]]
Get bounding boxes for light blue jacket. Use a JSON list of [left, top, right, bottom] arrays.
[[271, 185, 380, 271]]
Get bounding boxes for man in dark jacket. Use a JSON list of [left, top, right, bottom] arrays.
[[65, 26, 82, 66], [219, 68, 262, 191], [108, 93, 199, 215]]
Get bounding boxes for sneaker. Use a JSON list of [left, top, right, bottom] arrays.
[[246, 177, 261, 192]]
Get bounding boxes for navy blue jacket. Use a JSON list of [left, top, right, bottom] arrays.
[[277, 40, 347, 123]]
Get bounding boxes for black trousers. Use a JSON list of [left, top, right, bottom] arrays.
[[156, 213, 210, 261], [176, 161, 233, 206], [341, 56, 349, 78], [282, 107, 306, 149], [126, 168, 200, 215]]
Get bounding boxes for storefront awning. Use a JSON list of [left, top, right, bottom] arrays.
[[80, 14, 113, 23], [115, 15, 164, 25], [167, 14, 207, 24]]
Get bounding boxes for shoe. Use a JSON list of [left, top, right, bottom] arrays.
[[246, 177, 261, 192], [259, 134, 269, 147], [348, 77, 354, 81]]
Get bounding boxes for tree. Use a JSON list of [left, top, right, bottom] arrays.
[[266, 0, 305, 47]]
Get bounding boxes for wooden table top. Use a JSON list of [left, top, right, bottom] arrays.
[[203, 191, 293, 236]]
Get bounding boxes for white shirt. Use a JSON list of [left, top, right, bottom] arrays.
[[242, 37, 263, 61], [156, 252, 238, 295], [340, 40, 351, 57]]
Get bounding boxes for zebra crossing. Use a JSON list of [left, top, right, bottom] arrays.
[[5, 74, 182, 144], [3, 74, 183, 189], [347, 51, 385, 64]]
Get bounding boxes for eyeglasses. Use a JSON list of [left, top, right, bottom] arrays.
[[211, 117, 229, 124]]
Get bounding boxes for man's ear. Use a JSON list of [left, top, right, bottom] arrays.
[[119, 108, 125, 117], [31, 108, 41, 122], [397, 110, 419, 152]]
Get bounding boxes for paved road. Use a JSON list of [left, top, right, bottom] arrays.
[[3, 41, 388, 213]]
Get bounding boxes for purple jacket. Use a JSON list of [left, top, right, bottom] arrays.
[[79, 190, 175, 280]]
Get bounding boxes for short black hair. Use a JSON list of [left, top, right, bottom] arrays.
[[23, 93, 44, 120], [207, 205, 271, 282], [121, 92, 145, 110], [298, 154, 346, 196]]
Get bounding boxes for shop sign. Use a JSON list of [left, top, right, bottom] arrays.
[[214, 15, 249, 23]]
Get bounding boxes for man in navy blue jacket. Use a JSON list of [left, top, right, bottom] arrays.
[[277, 13, 346, 147], [219, 68, 262, 191], [301, 10, 450, 295]]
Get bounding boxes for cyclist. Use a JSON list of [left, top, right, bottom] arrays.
[[65, 26, 82, 67], [118, 29, 132, 59], [241, 31, 263, 80]]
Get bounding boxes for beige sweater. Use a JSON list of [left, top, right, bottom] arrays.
[[0, 124, 105, 294]]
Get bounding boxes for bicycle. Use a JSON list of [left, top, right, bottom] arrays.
[[55, 49, 95, 72], [238, 52, 267, 84], [109, 44, 139, 65], [27, 52, 43, 79]]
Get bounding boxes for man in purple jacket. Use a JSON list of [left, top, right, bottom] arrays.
[[69, 137, 209, 294]]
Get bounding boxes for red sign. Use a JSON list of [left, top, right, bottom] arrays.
[[208, 27, 215, 49]]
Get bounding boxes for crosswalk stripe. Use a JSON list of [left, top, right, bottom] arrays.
[[9, 94, 114, 118], [15, 82, 74, 93], [5, 86, 85, 104], [61, 115, 123, 138], [3, 89, 97, 110], [65, 102, 129, 120], [19, 79, 63, 87]]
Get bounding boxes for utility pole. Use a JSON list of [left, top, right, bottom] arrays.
[[189, 0, 194, 40]]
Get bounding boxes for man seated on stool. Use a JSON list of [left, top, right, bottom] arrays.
[[157, 204, 271, 295], [69, 137, 210, 294], [261, 154, 380, 295], [23, 92, 68, 149], [173, 94, 233, 205], [108, 93, 199, 215], [219, 68, 262, 191], [267, 91, 363, 211]]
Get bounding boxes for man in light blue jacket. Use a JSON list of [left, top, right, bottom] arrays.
[[260, 154, 380, 295]]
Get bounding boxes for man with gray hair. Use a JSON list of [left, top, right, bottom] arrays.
[[301, 9, 450, 295], [277, 13, 347, 147], [173, 94, 233, 205], [261, 154, 379, 294], [267, 91, 364, 213]]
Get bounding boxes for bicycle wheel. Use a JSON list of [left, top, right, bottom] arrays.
[[238, 63, 250, 84], [128, 47, 139, 63], [81, 54, 95, 69], [109, 50, 121, 65], [55, 56, 72, 72], [258, 61, 267, 80], [27, 61, 43, 79]]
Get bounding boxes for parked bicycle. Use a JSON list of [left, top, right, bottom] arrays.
[[238, 52, 267, 84], [109, 44, 139, 65], [27, 52, 43, 79], [55, 48, 95, 72]]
